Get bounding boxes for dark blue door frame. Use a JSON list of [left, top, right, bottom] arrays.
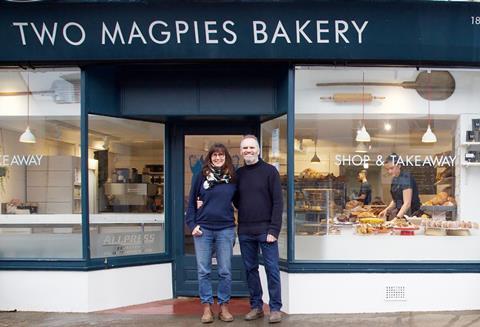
[[170, 120, 259, 297]]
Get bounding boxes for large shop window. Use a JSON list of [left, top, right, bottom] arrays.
[[0, 68, 82, 259], [261, 115, 288, 259], [294, 67, 480, 261], [88, 115, 165, 258]]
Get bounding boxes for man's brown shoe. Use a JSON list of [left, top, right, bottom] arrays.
[[219, 304, 234, 322], [269, 311, 282, 323], [201, 304, 214, 323], [244, 308, 264, 321]]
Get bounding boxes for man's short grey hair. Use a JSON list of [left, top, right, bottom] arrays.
[[240, 134, 260, 148]]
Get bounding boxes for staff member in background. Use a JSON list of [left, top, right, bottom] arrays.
[[356, 169, 372, 205], [185, 143, 236, 323], [379, 153, 421, 220]]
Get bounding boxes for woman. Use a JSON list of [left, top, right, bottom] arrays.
[[379, 153, 421, 220], [185, 143, 236, 323]]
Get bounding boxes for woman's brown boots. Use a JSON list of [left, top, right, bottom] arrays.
[[201, 303, 234, 323], [219, 303, 234, 322], [201, 304, 214, 323]]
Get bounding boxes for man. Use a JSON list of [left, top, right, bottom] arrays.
[[235, 135, 283, 323], [379, 153, 421, 220], [356, 169, 372, 205]]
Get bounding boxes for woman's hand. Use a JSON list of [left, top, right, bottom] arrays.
[[196, 197, 203, 209], [266, 234, 277, 243], [378, 209, 386, 218], [192, 225, 203, 236]]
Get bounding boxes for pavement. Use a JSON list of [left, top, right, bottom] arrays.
[[1, 298, 479, 327]]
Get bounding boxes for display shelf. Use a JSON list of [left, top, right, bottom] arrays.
[[461, 162, 480, 167], [421, 205, 456, 212], [435, 176, 454, 185], [461, 142, 480, 146]]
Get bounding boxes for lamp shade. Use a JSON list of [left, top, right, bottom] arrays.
[[356, 125, 371, 142], [19, 126, 36, 143], [422, 124, 437, 143], [310, 152, 321, 163]]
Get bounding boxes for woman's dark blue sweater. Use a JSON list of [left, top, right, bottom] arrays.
[[185, 173, 236, 232]]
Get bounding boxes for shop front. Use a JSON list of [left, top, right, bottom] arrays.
[[0, 0, 480, 314]]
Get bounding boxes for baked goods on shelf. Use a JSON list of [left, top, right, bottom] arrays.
[[355, 223, 390, 235], [298, 168, 343, 181], [345, 200, 362, 210], [423, 192, 456, 206]]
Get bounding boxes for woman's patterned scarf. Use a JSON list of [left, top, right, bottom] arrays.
[[203, 165, 231, 190]]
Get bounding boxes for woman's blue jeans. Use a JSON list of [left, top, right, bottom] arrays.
[[193, 227, 235, 305]]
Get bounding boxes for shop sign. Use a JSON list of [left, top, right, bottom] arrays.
[[335, 154, 457, 167], [0, 154, 43, 166], [1, 2, 480, 63]]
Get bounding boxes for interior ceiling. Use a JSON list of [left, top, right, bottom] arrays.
[[0, 70, 80, 104], [295, 118, 456, 147]]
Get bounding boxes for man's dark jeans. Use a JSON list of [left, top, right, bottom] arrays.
[[239, 233, 282, 312]]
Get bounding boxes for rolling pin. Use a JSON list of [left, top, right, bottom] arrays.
[[320, 93, 385, 103]]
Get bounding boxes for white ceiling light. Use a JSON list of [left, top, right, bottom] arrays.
[[356, 125, 371, 143], [422, 125, 437, 143], [19, 70, 36, 144], [355, 72, 371, 143], [422, 70, 437, 144], [384, 122, 392, 131]]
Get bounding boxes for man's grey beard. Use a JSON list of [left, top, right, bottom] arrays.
[[244, 156, 259, 165]]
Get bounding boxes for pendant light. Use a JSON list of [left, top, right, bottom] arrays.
[[422, 70, 437, 143], [311, 138, 320, 163], [19, 70, 36, 143], [355, 71, 371, 142]]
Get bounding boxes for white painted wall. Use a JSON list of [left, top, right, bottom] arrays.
[[286, 273, 480, 314], [0, 263, 173, 312], [296, 68, 480, 116]]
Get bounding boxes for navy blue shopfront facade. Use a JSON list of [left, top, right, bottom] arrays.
[[1, 0, 480, 295]]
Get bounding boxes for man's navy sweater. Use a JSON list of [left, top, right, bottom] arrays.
[[185, 173, 236, 232], [235, 159, 283, 238]]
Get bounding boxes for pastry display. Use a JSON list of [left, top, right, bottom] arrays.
[[356, 223, 390, 235], [359, 217, 384, 224], [345, 200, 363, 210]]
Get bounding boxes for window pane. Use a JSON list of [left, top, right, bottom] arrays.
[[261, 115, 288, 259], [0, 68, 82, 259], [88, 115, 165, 258], [294, 67, 480, 261]]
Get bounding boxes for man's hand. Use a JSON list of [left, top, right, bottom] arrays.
[[196, 197, 203, 209], [192, 225, 203, 237], [266, 234, 277, 243]]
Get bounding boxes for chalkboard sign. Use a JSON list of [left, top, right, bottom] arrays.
[[405, 166, 436, 195]]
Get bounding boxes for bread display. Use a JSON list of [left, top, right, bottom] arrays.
[[423, 192, 455, 206]]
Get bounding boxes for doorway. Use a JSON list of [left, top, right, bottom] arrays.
[[172, 123, 258, 297]]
